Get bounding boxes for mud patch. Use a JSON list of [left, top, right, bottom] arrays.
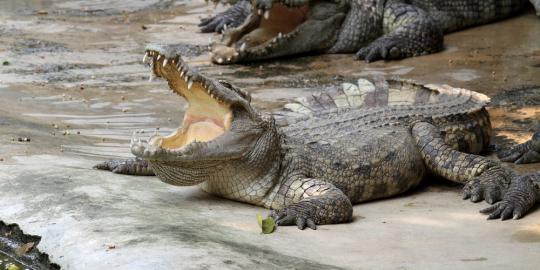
[[12, 39, 71, 55], [162, 43, 207, 57], [489, 86, 540, 151], [491, 86, 540, 107], [460, 257, 487, 262], [512, 224, 540, 243], [0, 221, 59, 270]]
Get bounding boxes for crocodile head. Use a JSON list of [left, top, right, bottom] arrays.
[[210, 0, 347, 64], [133, 46, 280, 186]]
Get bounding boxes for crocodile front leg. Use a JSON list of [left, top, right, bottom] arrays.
[[199, 0, 252, 33], [411, 122, 538, 220], [269, 178, 353, 230], [498, 128, 540, 164], [355, 1, 443, 62], [94, 158, 155, 176]]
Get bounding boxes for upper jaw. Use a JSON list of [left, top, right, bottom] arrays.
[[131, 45, 259, 161], [144, 44, 255, 112]]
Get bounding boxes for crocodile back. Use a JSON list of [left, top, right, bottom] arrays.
[[276, 78, 491, 153], [410, 0, 527, 33]]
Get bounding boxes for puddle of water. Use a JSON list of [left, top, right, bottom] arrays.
[[460, 257, 487, 262], [447, 69, 481, 82], [0, 0, 54, 16]]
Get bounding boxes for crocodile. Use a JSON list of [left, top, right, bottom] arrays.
[[95, 47, 540, 229], [200, 0, 530, 64]]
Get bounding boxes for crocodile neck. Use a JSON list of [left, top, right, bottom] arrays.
[[199, 120, 284, 206]]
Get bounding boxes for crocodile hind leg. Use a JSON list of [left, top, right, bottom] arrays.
[[268, 178, 353, 230], [199, 0, 251, 33], [355, 2, 443, 62], [94, 158, 155, 176], [412, 122, 537, 219], [498, 128, 540, 164]]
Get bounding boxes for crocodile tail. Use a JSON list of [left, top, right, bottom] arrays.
[[274, 76, 389, 125], [274, 77, 491, 127]]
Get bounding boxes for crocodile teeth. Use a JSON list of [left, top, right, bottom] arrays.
[[142, 53, 148, 63], [240, 43, 246, 52], [223, 24, 228, 31], [227, 57, 231, 62], [157, 55, 161, 61], [217, 58, 223, 63], [180, 70, 185, 77], [263, 10, 270, 19], [162, 58, 168, 67], [257, 9, 262, 15], [184, 75, 189, 82], [187, 79, 193, 90], [278, 32, 283, 39]]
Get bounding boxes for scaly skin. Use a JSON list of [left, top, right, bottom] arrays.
[[95, 48, 540, 230], [498, 128, 540, 164], [203, 0, 527, 64]]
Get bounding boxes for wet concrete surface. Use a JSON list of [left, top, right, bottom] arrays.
[[0, 0, 539, 269]]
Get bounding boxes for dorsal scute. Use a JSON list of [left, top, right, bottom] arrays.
[[275, 78, 490, 126]]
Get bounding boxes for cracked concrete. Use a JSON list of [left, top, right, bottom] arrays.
[[0, 0, 539, 269]]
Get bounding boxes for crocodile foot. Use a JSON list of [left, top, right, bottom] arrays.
[[270, 202, 318, 230], [480, 174, 537, 220], [462, 166, 510, 204], [355, 36, 414, 63], [498, 130, 540, 164], [199, 0, 251, 33], [94, 158, 154, 176]]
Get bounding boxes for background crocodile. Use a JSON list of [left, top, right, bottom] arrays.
[[201, 0, 532, 64], [95, 47, 540, 229]]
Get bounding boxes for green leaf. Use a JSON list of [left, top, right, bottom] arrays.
[[261, 216, 276, 234], [6, 263, 21, 270], [256, 214, 263, 228]]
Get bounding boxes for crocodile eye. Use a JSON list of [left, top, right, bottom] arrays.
[[218, 79, 251, 102], [218, 79, 233, 89]]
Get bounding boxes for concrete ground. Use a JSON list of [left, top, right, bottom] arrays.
[[0, 1, 539, 269]]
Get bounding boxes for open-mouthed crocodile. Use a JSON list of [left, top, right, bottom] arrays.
[[200, 0, 531, 64], [95, 47, 540, 230]]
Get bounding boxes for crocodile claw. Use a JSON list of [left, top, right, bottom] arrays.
[[199, 0, 251, 33], [355, 37, 405, 63], [480, 173, 537, 220], [270, 203, 317, 230], [462, 167, 508, 204]]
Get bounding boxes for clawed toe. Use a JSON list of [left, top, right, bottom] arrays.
[[269, 208, 317, 230]]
